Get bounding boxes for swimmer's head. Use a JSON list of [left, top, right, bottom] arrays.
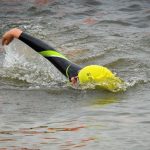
[[78, 65, 123, 92], [78, 65, 114, 83]]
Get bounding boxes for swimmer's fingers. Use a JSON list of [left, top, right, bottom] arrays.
[[71, 76, 78, 86], [2, 28, 23, 45], [2, 33, 14, 45]]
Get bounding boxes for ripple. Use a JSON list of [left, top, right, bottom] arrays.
[[0, 1, 150, 149], [127, 15, 150, 28], [27, 8, 56, 16], [140, 121, 150, 124], [145, 15, 150, 21], [119, 4, 142, 12], [105, 58, 138, 68], [98, 20, 131, 26], [79, 0, 103, 6]]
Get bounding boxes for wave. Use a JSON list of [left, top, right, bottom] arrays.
[[1, 39, 149, 92], [98, 20, 131, 26], [119, 4, 142, 12], [1, 40, 65, 87]]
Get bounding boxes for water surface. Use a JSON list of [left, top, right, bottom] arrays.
[[0, 0, 150, 149]]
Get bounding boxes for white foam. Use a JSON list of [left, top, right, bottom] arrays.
[[2, 39, 66, 86]]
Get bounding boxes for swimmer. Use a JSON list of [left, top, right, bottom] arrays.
[[2, 28, 123, 92]]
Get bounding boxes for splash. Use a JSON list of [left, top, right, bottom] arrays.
[[124, 76, 149, 88], [2, 39, 65, 87], [1, 40, 147, 91], [73, 78, 127, 92]]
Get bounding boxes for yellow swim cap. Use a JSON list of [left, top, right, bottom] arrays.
[[78, 65, 123, 92]]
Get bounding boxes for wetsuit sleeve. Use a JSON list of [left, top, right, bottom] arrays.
[[19, 32, 82, 80]]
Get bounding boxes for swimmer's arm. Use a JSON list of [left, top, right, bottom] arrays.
[[2, 28, 54, 52], [2, 28, 22, 45], [2, 28, 80, 84], [2, 28, 70, 76]]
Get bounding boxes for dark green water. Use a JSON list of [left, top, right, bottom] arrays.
[[0, 0, 150, 149]]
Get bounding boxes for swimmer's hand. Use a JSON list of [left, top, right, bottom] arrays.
[[2, 28, 22, 45], [71, 76, 78, 86]]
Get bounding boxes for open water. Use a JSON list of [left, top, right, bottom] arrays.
[[0, 0, 150, 149]]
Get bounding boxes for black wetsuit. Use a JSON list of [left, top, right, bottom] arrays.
[[19, 32, 82, 80]]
